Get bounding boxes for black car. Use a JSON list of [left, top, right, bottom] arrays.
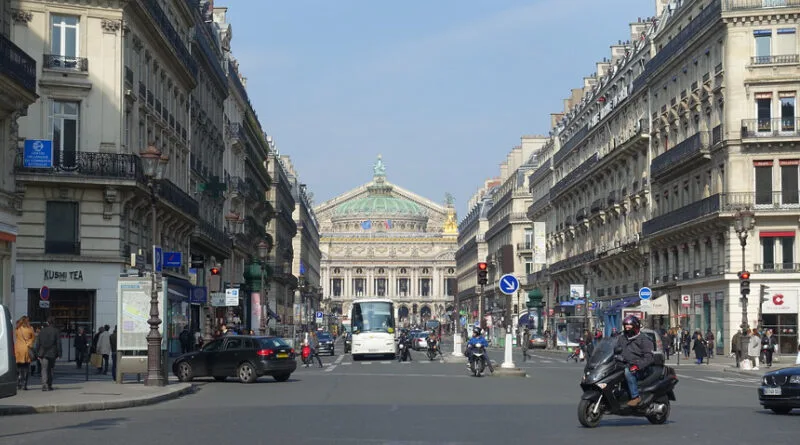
[[172, 335, 297, 383], [343, 332, 352, 353], [758, 366, 800, 414], [317, 332, 335, 355]]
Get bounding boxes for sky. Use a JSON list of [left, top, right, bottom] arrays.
[[226, 0, 657, 217]]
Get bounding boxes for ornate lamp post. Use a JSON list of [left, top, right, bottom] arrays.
[[140, 143, 168, 387], [257, 240, 270, 334], [583, 264, 592, 339], [734, 208, 755, 331]]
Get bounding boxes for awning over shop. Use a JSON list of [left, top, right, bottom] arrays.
[[604, 296, 640, 313]]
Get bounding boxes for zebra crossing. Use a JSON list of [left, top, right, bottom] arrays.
[[676, 373, 761, 387]]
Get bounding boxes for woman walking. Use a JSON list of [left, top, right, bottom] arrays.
[[14, 316, 35, 390], [692, 331, 707, 365]]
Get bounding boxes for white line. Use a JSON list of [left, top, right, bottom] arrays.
[[380, 361, 391, 364], [342, 362, 352, 365], [361, 361, 372, 365], [324, 364, 337, 373], [334, 355, 345, 365]]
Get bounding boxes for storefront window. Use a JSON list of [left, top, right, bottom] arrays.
[[762, 314, 798, 355]]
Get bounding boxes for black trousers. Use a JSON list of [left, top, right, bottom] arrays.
[[763, 349, 773, 366], [16, 363, 30, 388]]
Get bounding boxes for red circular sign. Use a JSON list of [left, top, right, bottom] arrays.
[[773, 294, 784, 306], [40, 286, 50, 300]]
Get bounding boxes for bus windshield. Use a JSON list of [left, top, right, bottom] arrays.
[[352, 301, 395, 333]]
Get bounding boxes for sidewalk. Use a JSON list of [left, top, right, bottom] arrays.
[[0, 361, 193, 416]]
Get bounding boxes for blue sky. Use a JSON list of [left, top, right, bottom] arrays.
[[226, 0, 656, 217]]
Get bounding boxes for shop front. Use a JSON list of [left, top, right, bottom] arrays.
[[164, 276, 193, 356], [761, 288, 798, 356]]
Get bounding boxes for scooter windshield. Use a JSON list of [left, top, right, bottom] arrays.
[[586, 337, 616, 368]]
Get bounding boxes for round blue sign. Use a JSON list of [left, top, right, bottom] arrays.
[[638, 287, 652, 300], [498, 274, 520, 295]]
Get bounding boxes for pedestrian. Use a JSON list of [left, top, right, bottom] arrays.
[[91, 326, 103, 355], [521, 327, 531, 362], [747, 328, 761, 370], [96, 325, 112, 374], [179, 326, 192, 353], [194, 329, 203, 350], [31, 326, 42, 376], [705, 329, 715, 358], [731, 329, 742, 367], [307, 331, 323, 368], [681, 330, 691, 358], [110, 325, 118, 379], [761, 329, 776, 368], [13, 315, 35, 390], [74, 326, 87, 368], [692, 332, 706, 364], [36, 316, 61, 391]]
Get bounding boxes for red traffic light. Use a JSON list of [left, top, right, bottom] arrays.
[[477, 262, 488, 271], [739, 271, 750, 280], [210, 267, 221, 275]]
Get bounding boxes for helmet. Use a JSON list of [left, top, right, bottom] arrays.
[[622, 315, 641, 336], [473, 327, 482, 336]]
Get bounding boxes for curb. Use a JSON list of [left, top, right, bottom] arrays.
[[0, 383, 195, 416]]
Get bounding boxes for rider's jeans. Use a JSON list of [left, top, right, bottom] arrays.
[[624, 367, 639, 398]]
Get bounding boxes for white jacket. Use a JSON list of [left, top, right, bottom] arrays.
[[96, 331, 112, 356]]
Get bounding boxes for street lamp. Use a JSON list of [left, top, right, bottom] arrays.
[[734, 208, 755, 331], [258, 240, 269, 334], [140, 143, 168, 387], [582, 264, 592, 339]]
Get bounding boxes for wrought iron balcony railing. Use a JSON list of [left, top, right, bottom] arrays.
[[139, 0, 197, 78], [741, 118, 800, 138], [15, 150, 146, 182], [44, 54, 88, 72], [642, 194, 720, 237], [195, 218, 230, 249], [722, 191, 800, 210], [157, 179, 199, 218], [723, 0, 800, 11], [754, 263, 800, 273], [751, 54, 799, 65], [651, 131, 711, 180], [0, 33, 36, 93]]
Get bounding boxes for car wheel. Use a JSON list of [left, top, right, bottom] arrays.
[[176, 361, 194, 382], [273, 373, 291, 382], [237, 362, 257, 383], [769, 407, 792, 415], [213, 376, 226, 382]]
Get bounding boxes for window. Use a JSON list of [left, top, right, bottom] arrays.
[[780, 160, 799, 204], [331, 278, 342, 297], [444, 278, 456, 296], [352, 278, 365, 297], [754, 30, 772, 63], [756, 94, 772, 131], [50, 15, 80, 69], [224, 338, 242, 350], [525, 257, 535, 275], [524, 229, 533, 249], [202, 340, 222, 352], [781, 237, 794, 268], [45, 201, 79, 255], [780, 93, 796, 132], [419, 278, 431, 297], [397, 278, 409, 296], [50, 100, 80, 167], [754, 161, 774, 205], [776, 28, 796, 57], [763, 237, 776, 269], [374, 278, 387, 297]]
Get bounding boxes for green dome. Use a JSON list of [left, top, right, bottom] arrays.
[[334, 195, 426, 217]]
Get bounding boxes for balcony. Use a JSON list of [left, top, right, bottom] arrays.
[[554, 125, 589, 165], [194, 218, 231, 251], [751, 54, 799, 65], [138, 0, 197, 79], [651, 131, 711, 181], [754, 263, 800, 273], [158, 179, 199, 218], [644, 1, 721, 76], [193, 25, 227, 87], [0, 33, 36, 94], [723, 0, 800, 11], [527, 194, 550, 219], [15, 150, 145, 183], [43, 54, 88, 72], [45, 240, 81, 255], [550, 153, 599, 198], [642, 193, 721, 237], [722, 191, 800, 211], [741, 118, 800, 140], [516, 242, 533, 253]]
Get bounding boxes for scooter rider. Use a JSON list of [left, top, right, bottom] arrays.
[[465, 327, 493, 372], [616, 315, 654, 407], [398, 328, 412, 361]]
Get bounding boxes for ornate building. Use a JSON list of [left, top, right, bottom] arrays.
[[316, 156, 458, 327]]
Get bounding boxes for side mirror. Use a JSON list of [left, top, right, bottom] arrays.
[[614, 346, 623, 354]]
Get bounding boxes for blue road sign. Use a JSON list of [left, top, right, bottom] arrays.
[[163, 251, 182, 268], [315, 311, 324, 320], [498, 274, 520, 295], [190, 287, 207, 304], [40, 286, 50, 300], [153, 246, 163, 273], [23, 139, 53, 168], [639, 287, 652, 300]]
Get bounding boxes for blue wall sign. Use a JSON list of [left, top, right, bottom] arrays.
[[163, 251, 182, 268], [189, 287, 207, 304], [23, 140, 54, 168]]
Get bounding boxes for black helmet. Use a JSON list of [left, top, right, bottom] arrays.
[[473, 327, 482, 336], [622, 315, 641, 336]]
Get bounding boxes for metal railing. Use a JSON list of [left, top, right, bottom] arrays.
[[15, 150, 146, 182], [554, 124, 589, 165], [645, 1, 721, 76], [741, 118, 800, 138], [0, 33, 36, 93], [651, 131, 710, 179], [754, 263, 800, 273], [642, 194, 721, 237], [193, 25, 227, 87], [516, 242, 533, 251], [196, 218, 230, 249], [44, 54, 88, 72], [722, 191, 800, 210], [158, 179, 199, 218], [550, 153, 599, 198], [723, 0, 800, 11], [751, 54, 799, 65], [139, 0, 197, 78]]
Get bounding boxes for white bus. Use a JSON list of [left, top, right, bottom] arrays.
[[350, 298, 396, 360]]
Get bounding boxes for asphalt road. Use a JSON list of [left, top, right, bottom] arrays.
[[0, 340, 797, 445]]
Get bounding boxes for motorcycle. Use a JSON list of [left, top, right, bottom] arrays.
[[427, 338, 439, 361], [301, 344, 312, 367], [467, 342, 491, 377], [578, 337, 678, 428], [397, 336, 411, 362]]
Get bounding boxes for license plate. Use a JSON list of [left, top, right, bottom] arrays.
[[764, 387, 782, 396], [276, 353, 289, 359], [369, 349, 379, 352]]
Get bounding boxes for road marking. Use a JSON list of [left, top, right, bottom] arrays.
[[380, 361, 391, 364], [361, 361, 372, 365], [324, 354, 345, 373], [342, 362, 352, 365]]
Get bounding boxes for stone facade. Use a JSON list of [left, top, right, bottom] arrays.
[[316, 157, 457, 327]]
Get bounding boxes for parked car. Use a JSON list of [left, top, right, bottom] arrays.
[[412, 331, 429, 351], [317, 332, 335, 355], [528, 334, 547, 349], [759, 366, 800, 414], [172, 336, 296, 383]]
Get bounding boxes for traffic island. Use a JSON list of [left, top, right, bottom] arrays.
[[491, 367, 527, 377]]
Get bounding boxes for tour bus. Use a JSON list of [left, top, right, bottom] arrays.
[[0, 304, 17, 399], [350, 298, 396, 360]]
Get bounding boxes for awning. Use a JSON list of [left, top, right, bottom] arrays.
[[559, 299, 585, 307], [606, 296, 640, 312], [167, 276, 193, 301]]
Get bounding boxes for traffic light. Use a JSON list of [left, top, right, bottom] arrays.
[[477, 262, 488, 285], [760, 284, 770, 303], [210, 266, 221, 275], [738, 270, 751, 295]]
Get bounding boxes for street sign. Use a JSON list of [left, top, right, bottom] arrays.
[[189, 287, 207, 304], [23, 139, 53, 168], [40, 286, 50, 300], [153, 246, 163, 273], [163, 251, 182, 268], [638, 286, 652, 300], [225, 288, 239, 306], [39, 300, 50, 309], [315, 311, 323, 323], [498, 274, 520, 295], [639, 300, 652, 311]]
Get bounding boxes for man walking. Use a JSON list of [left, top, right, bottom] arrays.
[[521, 327, 531, 362], [37, 316, 61, 391]]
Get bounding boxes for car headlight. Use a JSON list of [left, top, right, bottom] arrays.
[[790, 375, 800, 384], [763, 376, 770, 385]]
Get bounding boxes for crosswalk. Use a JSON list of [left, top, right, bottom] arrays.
[[676, 373, 761, 387]]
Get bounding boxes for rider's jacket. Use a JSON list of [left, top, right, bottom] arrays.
[[616, 332, 655, 369], [467, 335, 488, 348]]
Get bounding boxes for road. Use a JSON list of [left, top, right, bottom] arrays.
[[0, 341, 796, 445]]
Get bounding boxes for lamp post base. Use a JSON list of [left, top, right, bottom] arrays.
[[144, 332, 165, 387]]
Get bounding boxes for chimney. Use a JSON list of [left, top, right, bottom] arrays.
[[550, 113, 564, 128]]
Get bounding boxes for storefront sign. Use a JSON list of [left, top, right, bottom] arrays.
[[763, 290, 798, 314], [681, 294, 691, 307], [43, 269, 83, 281]]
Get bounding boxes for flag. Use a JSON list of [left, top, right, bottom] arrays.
[[361, 220, 372, 230], [385, 219, 393, 229]]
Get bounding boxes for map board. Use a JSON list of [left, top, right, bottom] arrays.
[[117, 276, 166, 351]]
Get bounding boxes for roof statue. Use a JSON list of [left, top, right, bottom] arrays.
[[444, 192, 455, 207], [373, 154, 386, 178]]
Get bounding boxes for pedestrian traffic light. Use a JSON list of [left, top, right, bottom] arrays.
[[477, 262, 488, 285], [738, 270, 751, 295], [210, 266, 221, 275]]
